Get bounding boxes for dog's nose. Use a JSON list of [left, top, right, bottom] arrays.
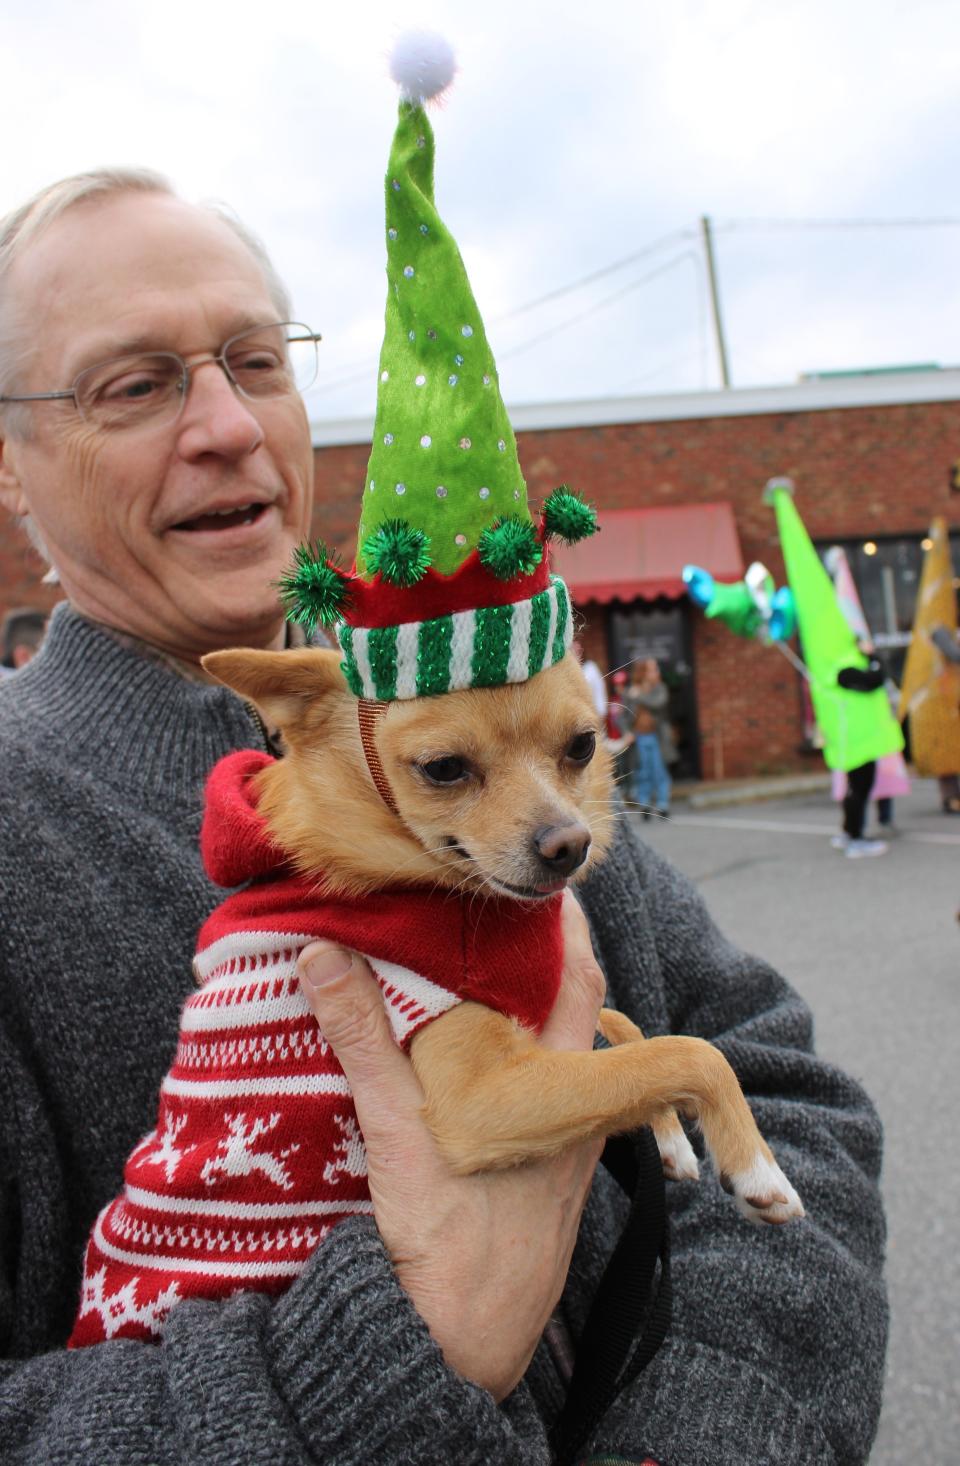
[[533, 822, 592, 877]]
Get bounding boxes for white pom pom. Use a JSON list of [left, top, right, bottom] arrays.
[[390, 30, 456, 103]]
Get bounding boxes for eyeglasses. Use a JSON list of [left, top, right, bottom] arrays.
[[0, 321, 321, 432]]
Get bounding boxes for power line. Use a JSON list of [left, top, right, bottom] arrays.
[[498, 251, 701, 362], [309, 214, 960, 399], [310, 227, 696, 396], [610, 349, 709, 395], [489, 228, 695, 324], [609, 248, 712, 393]]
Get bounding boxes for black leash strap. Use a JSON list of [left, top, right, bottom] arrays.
[[550, 1126, 672, 1466]]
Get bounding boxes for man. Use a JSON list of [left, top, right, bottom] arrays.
[[0, 170, 887, 1465]]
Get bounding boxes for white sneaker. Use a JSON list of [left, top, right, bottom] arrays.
[[845, 838, 888, 859], [830, 833, 850, 850]]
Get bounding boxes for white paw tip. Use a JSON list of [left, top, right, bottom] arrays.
[[658, 1129, 700, 1182], [727, 1155, 805, 1225]]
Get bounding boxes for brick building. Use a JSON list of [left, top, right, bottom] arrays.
[[4, 368, 960, 777]]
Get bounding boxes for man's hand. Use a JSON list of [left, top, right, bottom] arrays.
[[296, 890, 604, 1401]]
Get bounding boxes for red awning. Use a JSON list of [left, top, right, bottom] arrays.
[[550, 502, 744, 605]]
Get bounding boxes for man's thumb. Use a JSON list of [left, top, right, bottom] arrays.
[[296, 942, 413, 1098], [298, 942, 357, 995]]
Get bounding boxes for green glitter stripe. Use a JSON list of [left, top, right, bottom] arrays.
[[416, 614, 454, 697], [472, 603, 514, 688], [527, 590, 552, 677], [367, 625, 399, 701], [551, 581, 570, 664], [338, 624, 364, 697]]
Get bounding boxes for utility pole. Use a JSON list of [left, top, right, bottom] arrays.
[[700, 214, 731, 388]]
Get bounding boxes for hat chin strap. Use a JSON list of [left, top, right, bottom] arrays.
[[357, 699, 400, 817]]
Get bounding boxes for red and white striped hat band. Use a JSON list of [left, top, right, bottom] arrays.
[[336, 574, 572, 701]]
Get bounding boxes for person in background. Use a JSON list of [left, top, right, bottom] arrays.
[[831, 674, 910, 837], [604, 666, 634, 790], [0, 605, 47, 673], [928, 625, 960, 813], [830, 647, 889, 858], [606, 667, 628, 743], [875, 794, 895, 832], [0, 166, 888, 1466], [571, 636, 608, 722], [623, 658, 672, 820]]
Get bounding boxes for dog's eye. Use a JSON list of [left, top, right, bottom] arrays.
[[418, 756, 469, 786], [565, 731, 596, 765]]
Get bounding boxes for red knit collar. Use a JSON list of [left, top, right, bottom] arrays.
[[201, 749, 289, 887]]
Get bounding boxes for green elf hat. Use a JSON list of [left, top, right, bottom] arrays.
[[280, 31, 598, 701]]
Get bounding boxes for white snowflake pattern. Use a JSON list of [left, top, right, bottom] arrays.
[[200, 1112, 301, 1191], [131, 1112, 195, 1184], [78, 1265, 180, 1340]]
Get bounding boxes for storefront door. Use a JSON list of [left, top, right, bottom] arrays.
[[607, 601, 700, 779]]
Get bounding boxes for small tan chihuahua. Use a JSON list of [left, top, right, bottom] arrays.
[[202, 643, 803, 1225], [70, 639, 803, 1347]]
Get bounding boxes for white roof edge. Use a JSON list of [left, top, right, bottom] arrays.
[[310, 369, 960, 448]]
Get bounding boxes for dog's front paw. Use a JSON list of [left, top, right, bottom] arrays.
[[721, 1154, 805, 1225], [652, 1114, 700, 1181]]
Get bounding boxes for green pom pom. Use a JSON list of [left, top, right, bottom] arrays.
[[542, 485, 598, 544], [478, 516, 544, 580], [362, 519, 432, 587], [276, 542, 353, 634]]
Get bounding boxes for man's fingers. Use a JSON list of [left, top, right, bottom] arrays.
[[296, 942, 424, 1122], [541, 890, 607, 1052]]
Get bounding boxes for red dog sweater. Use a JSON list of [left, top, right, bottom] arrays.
[[70, 749, 563, 1346]]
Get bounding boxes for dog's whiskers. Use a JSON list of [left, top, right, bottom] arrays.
[[467, 873, 507, 916]]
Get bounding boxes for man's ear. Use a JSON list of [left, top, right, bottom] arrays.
[[202, 646, 347, 733], [0, 433, 29, 516]]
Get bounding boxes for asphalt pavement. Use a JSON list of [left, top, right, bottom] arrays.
[[631, 778, 959, 1466]]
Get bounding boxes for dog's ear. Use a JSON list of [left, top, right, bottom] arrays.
[[202, 647, 347, 733]]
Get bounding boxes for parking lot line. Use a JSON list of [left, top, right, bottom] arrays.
[[666, 813, 960, 845]]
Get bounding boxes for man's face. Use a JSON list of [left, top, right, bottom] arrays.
[[0, 192, 315, 659]]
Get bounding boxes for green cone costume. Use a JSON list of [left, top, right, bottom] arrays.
[[280, 32, 596, 700], [765, 477, 903, 772]]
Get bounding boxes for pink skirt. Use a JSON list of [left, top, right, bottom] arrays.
[[832, 751, 912, 802]]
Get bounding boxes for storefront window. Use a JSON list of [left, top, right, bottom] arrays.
[[815, 531, 960, 684]]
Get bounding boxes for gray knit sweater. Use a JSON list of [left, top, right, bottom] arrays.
[[0, 605, 887, 1465]]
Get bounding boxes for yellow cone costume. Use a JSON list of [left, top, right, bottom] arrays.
[[898, 517, 960, 777]]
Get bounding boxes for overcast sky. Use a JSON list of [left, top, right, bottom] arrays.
[[3, 0, 960, 422]]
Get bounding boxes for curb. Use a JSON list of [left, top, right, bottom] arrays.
[[671, 774, 832, 810]]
